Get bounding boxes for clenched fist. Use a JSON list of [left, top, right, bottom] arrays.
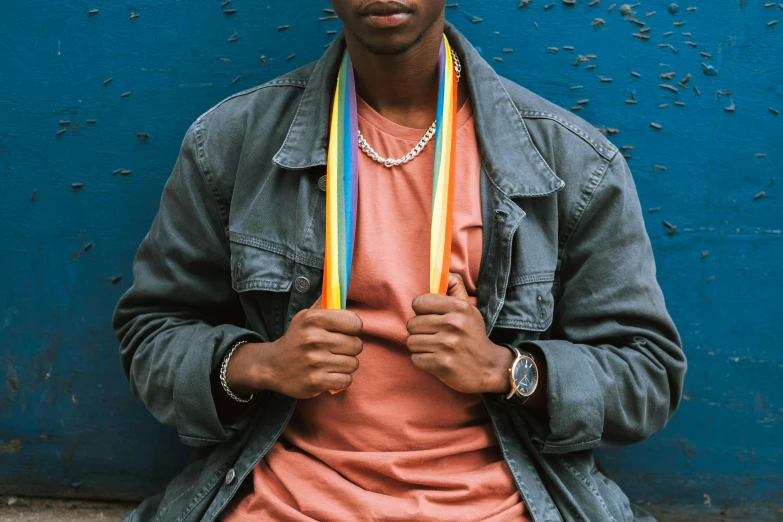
[[225, 296, 363, 399], [405, 273, 513, 395]]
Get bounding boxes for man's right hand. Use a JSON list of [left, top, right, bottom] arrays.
[[224, 297, 363, 399]]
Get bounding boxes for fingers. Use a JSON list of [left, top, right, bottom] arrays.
[[325, 354, 361, 374], [406, 314, 441, 335], [412, 292, 470, 316], [302, 347, 359, 375], [302, 351, 359, 397], [447, 272, 470, 302], [300, 330, 363, 355], [304, 309, 363, 335], [325, 333, 364, 356], [411, 273, 470, 315], [323, 373, 353, 392], [405, 333, 438, 354], [410, 353, 438, 374]]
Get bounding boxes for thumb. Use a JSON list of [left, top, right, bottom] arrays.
[[446, 272, 470, 302], [311, 294, 323, 309]]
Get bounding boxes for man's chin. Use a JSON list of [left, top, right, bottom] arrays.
[[350, 28, 428, 56]]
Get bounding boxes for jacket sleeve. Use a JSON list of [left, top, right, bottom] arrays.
[[112, 122, 265, 447], [510, 152, 686, 455]]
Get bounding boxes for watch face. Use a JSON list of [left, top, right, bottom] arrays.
[[512, 355, 538, 397]]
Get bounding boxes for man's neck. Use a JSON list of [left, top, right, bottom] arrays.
[[344, 24, 468, 129]]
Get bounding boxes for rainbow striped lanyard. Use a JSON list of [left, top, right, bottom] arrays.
[[322, 34, 459, 310]]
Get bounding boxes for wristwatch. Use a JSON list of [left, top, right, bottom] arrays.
[[504, 345, 539, 405]]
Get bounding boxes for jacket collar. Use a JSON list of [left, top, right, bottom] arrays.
[[272, 22, 563, 198]]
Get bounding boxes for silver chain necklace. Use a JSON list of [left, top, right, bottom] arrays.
[[358, 49, 462, 169]]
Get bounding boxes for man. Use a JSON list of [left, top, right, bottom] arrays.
[[113, 1, 686, 521]]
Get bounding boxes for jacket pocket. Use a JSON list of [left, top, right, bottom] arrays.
[[494, 272, 555, 331], [228, 232, 293, 341], [229, 232, 294, 292]]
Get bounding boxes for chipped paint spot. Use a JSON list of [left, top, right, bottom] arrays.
[[1, 1, 781, 509], [0, 439, 22, 454], [1, 308, 17, 331]]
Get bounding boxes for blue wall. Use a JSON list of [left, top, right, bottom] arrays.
[[1, 0, 781, 515]]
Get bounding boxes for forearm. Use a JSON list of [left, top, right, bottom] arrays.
[[494, 152, 685, 454], [116, 311, 264, 445], [113, 122, 269, 445], [221, 341, 275, 397], [515, 332, 683, 454], [212, 340, 285, 424]]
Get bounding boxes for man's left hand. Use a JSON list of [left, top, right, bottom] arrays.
[[405, 273, 513, 395]]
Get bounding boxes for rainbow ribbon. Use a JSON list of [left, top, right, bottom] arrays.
[[323, 36, 458, 393], [323, 49, 360, 311], [323, 34, 458, 316]]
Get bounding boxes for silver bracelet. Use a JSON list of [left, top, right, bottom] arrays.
[[220, 340, 254, 403]]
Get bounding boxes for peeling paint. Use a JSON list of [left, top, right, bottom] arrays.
[[0, 0, 780, 510], [0, 440, 22, 454]]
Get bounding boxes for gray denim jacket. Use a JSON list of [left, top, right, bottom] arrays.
[[113, 23, 686, 522]]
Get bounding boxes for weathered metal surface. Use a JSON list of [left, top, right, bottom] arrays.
[[1, 0, 780, 515]]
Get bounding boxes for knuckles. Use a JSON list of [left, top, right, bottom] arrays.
[[442, 334, 461, 350], [410, 353, 426, 370], [447, 313, 466, 333], [435, 354, 453, 372], [299, 310, 320, 329], [301, 331, 321, 348], [304, 372, 320, 392], [304, 350, 322, 367], [453, 299, 470, 314]]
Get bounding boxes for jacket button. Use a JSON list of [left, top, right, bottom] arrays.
[[225, 468, 236, 485], [294, 276, 310, 293], [318, 175, 327, 192]]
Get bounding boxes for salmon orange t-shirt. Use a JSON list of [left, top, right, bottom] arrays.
[[220, 95, 529, 522]]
